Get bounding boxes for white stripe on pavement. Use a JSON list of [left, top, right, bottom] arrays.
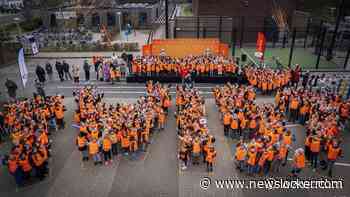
[[102, 91, 213, 95], [56, 86, 215, 89]]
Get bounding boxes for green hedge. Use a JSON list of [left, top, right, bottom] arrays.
[[40, 42, 140, 52]]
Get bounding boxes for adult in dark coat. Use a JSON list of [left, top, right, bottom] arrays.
[[302, 71, 310, 89], [83, 60, 91, 81], [5, 79, 17, 99], [62, 60, 73, 80], [35, 65, 46, 83], [45, 62, 53, 81], [55, 61, 64, 82]]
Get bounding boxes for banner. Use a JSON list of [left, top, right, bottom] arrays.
[[18, 48, 28, 87], [31, 42, 39, 55], [256, 32, 266, 59]]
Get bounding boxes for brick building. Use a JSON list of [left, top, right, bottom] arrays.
[[192, 0, 299, 31]]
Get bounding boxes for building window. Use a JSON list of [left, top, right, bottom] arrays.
[[139, 12, 147, 26], [107, 13, 116, 26]]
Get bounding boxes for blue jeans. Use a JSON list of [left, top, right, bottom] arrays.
[[248, 164, 255, 174], [237, 160, 245, 171], [92, 153, 101, 162], [48, 118, 57, 129]]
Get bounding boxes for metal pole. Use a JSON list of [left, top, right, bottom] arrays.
[[304, 17, 311, 48], [314, 20, 324, 54], [282, 31, 287, 48], [202, 27, 206, 38], [288, 28, 297, 68], [240, 16, 245, 48], [344, 45, 350, 69], [219, 16, 222, 40], [118, 12, 122, 41], [197, 16, 200, 39], [165, 0, 169, 39], [174, 18, 177, 38], [327, 0, 345, 60], [316, 28, 327, 69], [231, 28, 237, 57]]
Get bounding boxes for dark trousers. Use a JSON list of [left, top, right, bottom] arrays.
[[104, 150, 112, 161], [326, 159, 336, 176], [64, 71, 73, 80], [305, 146, 311, 160], [207, 162, 213, 172], [224, 125, 229, 136], [310, 152, 319, 169], [111, 143, 118, 155], [74, 77, 79, 83], [85, 71, 90, 81], [263, 160, 272, 175], [56, 118, 64, 129], [58, 71, 64, 81]]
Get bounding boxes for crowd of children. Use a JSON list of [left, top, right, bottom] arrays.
[[214, 81, 345, 177], [213, 83, 305, 176], [244, 66, 292, 94], [276, 86, 345, 177], [74, 81, 171, 165], [176, 86, 217, 172], [2, 95, 65, 186], [132, 55, 237, 77]]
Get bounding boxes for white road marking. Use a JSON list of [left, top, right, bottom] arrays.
[[102, 91, 213, 95], [56, 86, 215, 89]]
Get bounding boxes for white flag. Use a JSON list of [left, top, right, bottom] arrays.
[[18, 48, 28, 87], [31, 42, 39, 55]]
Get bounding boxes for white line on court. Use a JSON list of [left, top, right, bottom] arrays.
[[241, 48, 258, 66]]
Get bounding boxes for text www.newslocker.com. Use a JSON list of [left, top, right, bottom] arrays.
[[199, 177, 344, 190]]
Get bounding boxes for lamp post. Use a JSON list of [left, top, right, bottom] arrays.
[[117, 11, 122, 40]]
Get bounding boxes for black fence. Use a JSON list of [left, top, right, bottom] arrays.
[[171, 16, 350, 70]]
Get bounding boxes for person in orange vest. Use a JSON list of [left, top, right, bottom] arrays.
[[32, 148, 48, 180], [309, 135, 321, 171], [262, 146, 275, 175], [102, 136, 112, 165], [109, 131, 118, 156], [7, 154, 23, 186], [206, 146, 217, 172], [281, 130, 294, 165], [289, 96, 299, 122], [179, 145, 188, 170], [158, 109, 166, 131], [247, 147, 257, 175], [223, 111, 231, 137], [18, 154, 32, 180], [89, 138, 102, 165], [192, 137, 201, 165], [290, 148, 305, 177], [324, 140, 342, 177], [304, 133, 312, 161], [230, 116, 239, 139], [274, 143, 290, 172], [76, 132, 89, 161], [54, 103, 65, 130], [234, 142, 246, 172]]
